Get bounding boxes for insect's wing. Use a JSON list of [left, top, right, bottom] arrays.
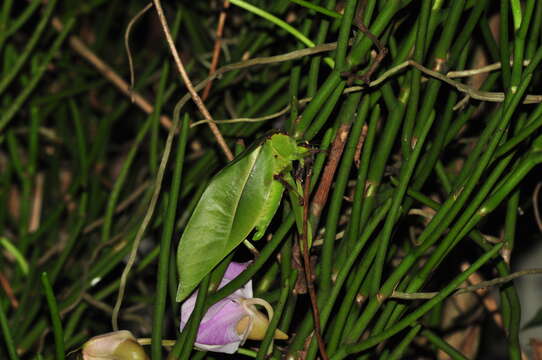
[[176, 145, 271, 302], [176, 134, 309, 301], [227, 142, 273, 243], [252, 179, 284, 240]]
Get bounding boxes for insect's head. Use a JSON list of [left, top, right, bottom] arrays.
[[268, 133, 310, 162]]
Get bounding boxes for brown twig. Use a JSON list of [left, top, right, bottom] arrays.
[[152, 0, 234, 161], [28, 172, 44, 232], [341, 15, 388, 85], [391, 268, 542, 300], [202, 1, 230, 100], [0, 273, 19, 308], [310, 123, 351, 228], [353, 17, 388, 84], [354, 123, 368, 168], [125, 2, 154, 99], [50, 17, 174, 130], [301, 165, 329, 360]]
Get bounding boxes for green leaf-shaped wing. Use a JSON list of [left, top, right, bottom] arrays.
[[176, 134, 308, 302], [176, 143, 273, 301]]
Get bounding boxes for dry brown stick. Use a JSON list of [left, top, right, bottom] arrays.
[[391, 268, 542, 300], [125, 2, 154, 98], [202, 0, 230, 100], [50, 18, 173, 130], [0, 273, 19, 308], [352, 16, 387, 84], [28, 172, 44, 232], [301, 166, 329, 360], [310, 123, 352, 227], [354, 123, 368, 168], [152, 0, 234, 161]]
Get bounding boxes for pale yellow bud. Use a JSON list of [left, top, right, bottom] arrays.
[[82, 330, 148, 360], [235, 299, 288, 341]]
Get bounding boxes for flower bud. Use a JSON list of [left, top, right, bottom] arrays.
[[82, 330, 148, 360], [180, 262, 288, 354], [236, 309, 288, 340]]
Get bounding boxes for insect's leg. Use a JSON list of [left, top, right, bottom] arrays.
[[278, 171, 314, 248], [274, 172, 304, 204], [242, 239, 260, 257]]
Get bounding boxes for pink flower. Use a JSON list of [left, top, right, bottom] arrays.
[[180, 262, 287, 354]]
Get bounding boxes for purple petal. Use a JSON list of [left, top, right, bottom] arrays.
[[223, 261, 250, 281], [180, 261, 253, 354], [194, 299, 247, 346]]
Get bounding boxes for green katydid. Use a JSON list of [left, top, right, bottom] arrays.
[[176, 133, 310, 302]]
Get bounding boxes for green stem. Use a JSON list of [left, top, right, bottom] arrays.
[[152, 115, 190, 360], [0, 0, 58, 95], [255, 273, 294, 360], [305, 200, 391, 359], [320, 94, 366, 295], [333, 244, 502, 359], [41, 272, 65, 360], [401, 0, 432, 159], [371, 110, 436, 292], [0, 298, 19, 360], [0, 17, 74, 132], [345, 103, 380, 252], [208, 214, 295, 305], [388, 324, 421, 360], [178, 275, 211, 360], [422, 329, 468, 360], [334, 0, 358, 71], [288, 0, 341, 19]]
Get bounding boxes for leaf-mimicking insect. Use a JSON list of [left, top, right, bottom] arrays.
[[176, 133, 309, 302]]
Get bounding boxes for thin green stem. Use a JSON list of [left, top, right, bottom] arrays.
[[229, 0, 334, 67], [208, 214, 295, 305], [401, 0, 432, 159], [388, 324, 421, 360], [152, 115, 189, 360], [370, 107, 435, 293], [0, 0, 58, 95], [0, 17, 74, 132], [334, 244, 502, 359], [334, 0, 358, 71], [178, 275, 211, 360], [306, 200, 391, 359], [500, 0, 511, 86], [345, 103, 380, 251], [0, 299, 19, 360], [101, 116, 152, 245], [320, 94, 366, 295], [307, 0, 336, 98], [41, 272, 65, 360], [422, 329, 468, 360], [288, 0, 341, 19], [255, 274, 293, 360]]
